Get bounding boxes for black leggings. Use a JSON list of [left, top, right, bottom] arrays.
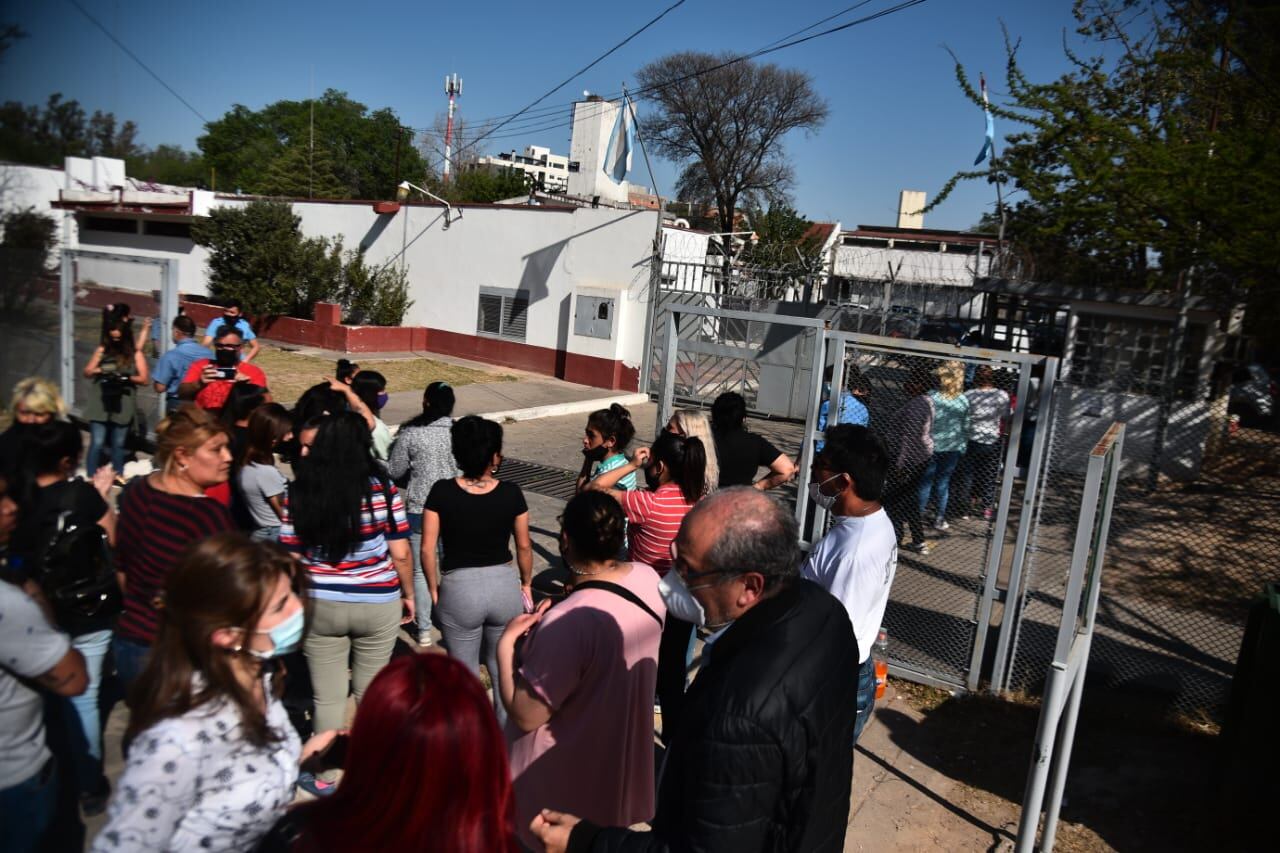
[[656, 616, 695, 744], [887, 461, 928, 545]]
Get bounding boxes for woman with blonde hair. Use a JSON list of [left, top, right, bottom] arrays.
[[1, 377, 68, 479], [665, 409, 718, 497], [917, 361, 970, 531], [112, 405, 235, 688]]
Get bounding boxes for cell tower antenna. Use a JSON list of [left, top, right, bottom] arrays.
[[443, 73, 463, 186]]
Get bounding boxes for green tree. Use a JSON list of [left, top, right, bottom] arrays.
[[437, 166, 529, 203], [0, 94, 143, 166], [191, 200, 342, 318], [198, 90, 426, 199], [258, 144, 347, 199], [636, 52, 828, 265], [0, 207, 56, 312], [192, 200, 411, 325], [740, 205, 825, 271], [127, 144, 207, 187], [930, 0, 1280, 325]]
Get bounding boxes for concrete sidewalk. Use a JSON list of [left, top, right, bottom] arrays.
[[380, 376, 646, 425]]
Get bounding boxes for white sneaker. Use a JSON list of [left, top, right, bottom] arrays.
[[933, 519, 950, 531]]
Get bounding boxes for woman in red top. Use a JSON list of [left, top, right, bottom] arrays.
[[587, 430, 706, 743], [113, 405, 235, 692]]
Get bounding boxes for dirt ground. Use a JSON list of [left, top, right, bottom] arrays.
[[874, 679, 1247, 852]]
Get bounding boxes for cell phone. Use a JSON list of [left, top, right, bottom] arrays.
[[215, 366, 237, 381]]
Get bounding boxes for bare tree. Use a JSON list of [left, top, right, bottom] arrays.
[[636, 52, 828, 268]]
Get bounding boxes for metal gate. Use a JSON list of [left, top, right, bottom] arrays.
[[650, 295, 1061, 693]]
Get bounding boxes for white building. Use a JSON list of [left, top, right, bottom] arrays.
[[10, 157, 658, 391], [473, 145, 570, 193]]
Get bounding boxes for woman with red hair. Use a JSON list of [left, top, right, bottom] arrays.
[[257, 653, 519, 852]]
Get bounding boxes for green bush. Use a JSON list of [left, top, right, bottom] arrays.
[[193, 200, 411, 326]]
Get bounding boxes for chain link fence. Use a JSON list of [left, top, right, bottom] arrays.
[[1005, 322, 1278, 718]]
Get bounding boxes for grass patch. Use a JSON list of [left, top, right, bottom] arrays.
[[252, 346, 514, 404]]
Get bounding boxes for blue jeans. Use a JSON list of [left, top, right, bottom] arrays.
[[407, 513, 435, 637], [918, 450, 963, 521], [69, 629, 112, 762], [113, 635, 151, 695], [0, 757, 57, 852], [251, 525, 281, 542], [853, 656, 876, 744], [88, 420, 128, 475]]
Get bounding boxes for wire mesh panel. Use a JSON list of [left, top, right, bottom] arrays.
[[816, 332, 1044, 691], [1005, 331, 1279, 718], [0, 248, 63, 409]]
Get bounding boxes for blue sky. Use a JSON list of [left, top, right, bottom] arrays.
[[3, 0, 1096, 230]]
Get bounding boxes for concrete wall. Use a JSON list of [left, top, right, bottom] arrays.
[[567, 99, 629, 203], [276, 199, 656, 387], [73, 223, 209, 299], [832, 244, 990, 286]]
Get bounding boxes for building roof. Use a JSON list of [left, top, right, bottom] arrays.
[[845, 224, 994, 247], [974, 277, 1233, 314], [803, 221, 837, 246]]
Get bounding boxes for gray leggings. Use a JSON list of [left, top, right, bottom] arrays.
[[436, 563, 523, 727]]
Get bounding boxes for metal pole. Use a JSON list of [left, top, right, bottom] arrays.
[[59, 250, 75, 411], [658, 310, 679, 429], [1015, 662, 1069, 853], [625, 84, 668, 397], [1040, 638, 1090, 852], [990, 356, 1059, 693]]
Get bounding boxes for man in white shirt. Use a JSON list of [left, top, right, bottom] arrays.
[[801, 423, 898, 743]]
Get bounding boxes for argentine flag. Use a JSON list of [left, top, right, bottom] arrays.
[[603, 96, 634, 183], [974, 73, 995, 166]]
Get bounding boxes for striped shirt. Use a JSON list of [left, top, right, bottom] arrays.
[[279, 478, 410, 604], [618, 483, 695, 575], [115, 476, 235, 645]]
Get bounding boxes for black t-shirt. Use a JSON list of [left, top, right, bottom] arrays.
[[715, 429, 784, 488], [424, 479, 528, 571]]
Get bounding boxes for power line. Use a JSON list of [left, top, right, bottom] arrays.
[[65, 0, 209, 124], [443, 0, 932, 166], [457, 0, 688, 160], [427, 0, 905, 138]]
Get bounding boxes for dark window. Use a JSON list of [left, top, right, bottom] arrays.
[[82, 216, 136, 234], [142, 220, 192, 239]]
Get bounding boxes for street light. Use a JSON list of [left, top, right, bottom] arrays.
[[396, 180, 460, 229]]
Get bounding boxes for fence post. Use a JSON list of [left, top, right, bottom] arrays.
[[657, 310, 679, 432], [59, 250, 75, 410]]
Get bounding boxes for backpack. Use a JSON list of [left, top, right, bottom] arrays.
[[36, 483, 121, 624]]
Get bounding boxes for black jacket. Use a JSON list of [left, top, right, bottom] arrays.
[[569, 578, 860, 853]]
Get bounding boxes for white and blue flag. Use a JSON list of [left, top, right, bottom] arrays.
[[974, 73, 995, 166], [603, 96, 634, 183]]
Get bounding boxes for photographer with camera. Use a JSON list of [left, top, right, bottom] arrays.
[[83, 315, 149, 479], [177, 325, 269, 415]]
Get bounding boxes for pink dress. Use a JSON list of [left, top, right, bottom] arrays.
[[506, 563, 666, 849]]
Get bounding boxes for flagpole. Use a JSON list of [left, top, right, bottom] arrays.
[[623, 84, 668, 396], [980, 73, 1007, 271]]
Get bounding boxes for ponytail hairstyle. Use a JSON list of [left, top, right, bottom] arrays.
[[561, 491, 627, 563], [669, 410, 718, 497], [336, 359, 360, 384], [650, 430, 706, 504], [585, 403, 636, 453], [404, 381, 456, 429]]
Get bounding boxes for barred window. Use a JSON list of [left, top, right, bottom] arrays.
[[477, 289, 529, 342]]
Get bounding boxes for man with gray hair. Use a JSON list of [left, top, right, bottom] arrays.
[[532, 487, 860, 852]]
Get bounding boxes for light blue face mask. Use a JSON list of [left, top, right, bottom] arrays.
[[248, 607, 305, 659]]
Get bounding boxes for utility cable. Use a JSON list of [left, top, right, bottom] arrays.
[[65, 0, 209, 124]]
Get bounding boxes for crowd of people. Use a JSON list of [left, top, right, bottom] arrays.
[[0, 304, 1016, 851]]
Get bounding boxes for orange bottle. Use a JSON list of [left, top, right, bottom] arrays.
[[873, 627, 889, 699]]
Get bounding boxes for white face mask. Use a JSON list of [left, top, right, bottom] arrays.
[[659, 568, 737, 630], [807, 474, 844, 511]]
